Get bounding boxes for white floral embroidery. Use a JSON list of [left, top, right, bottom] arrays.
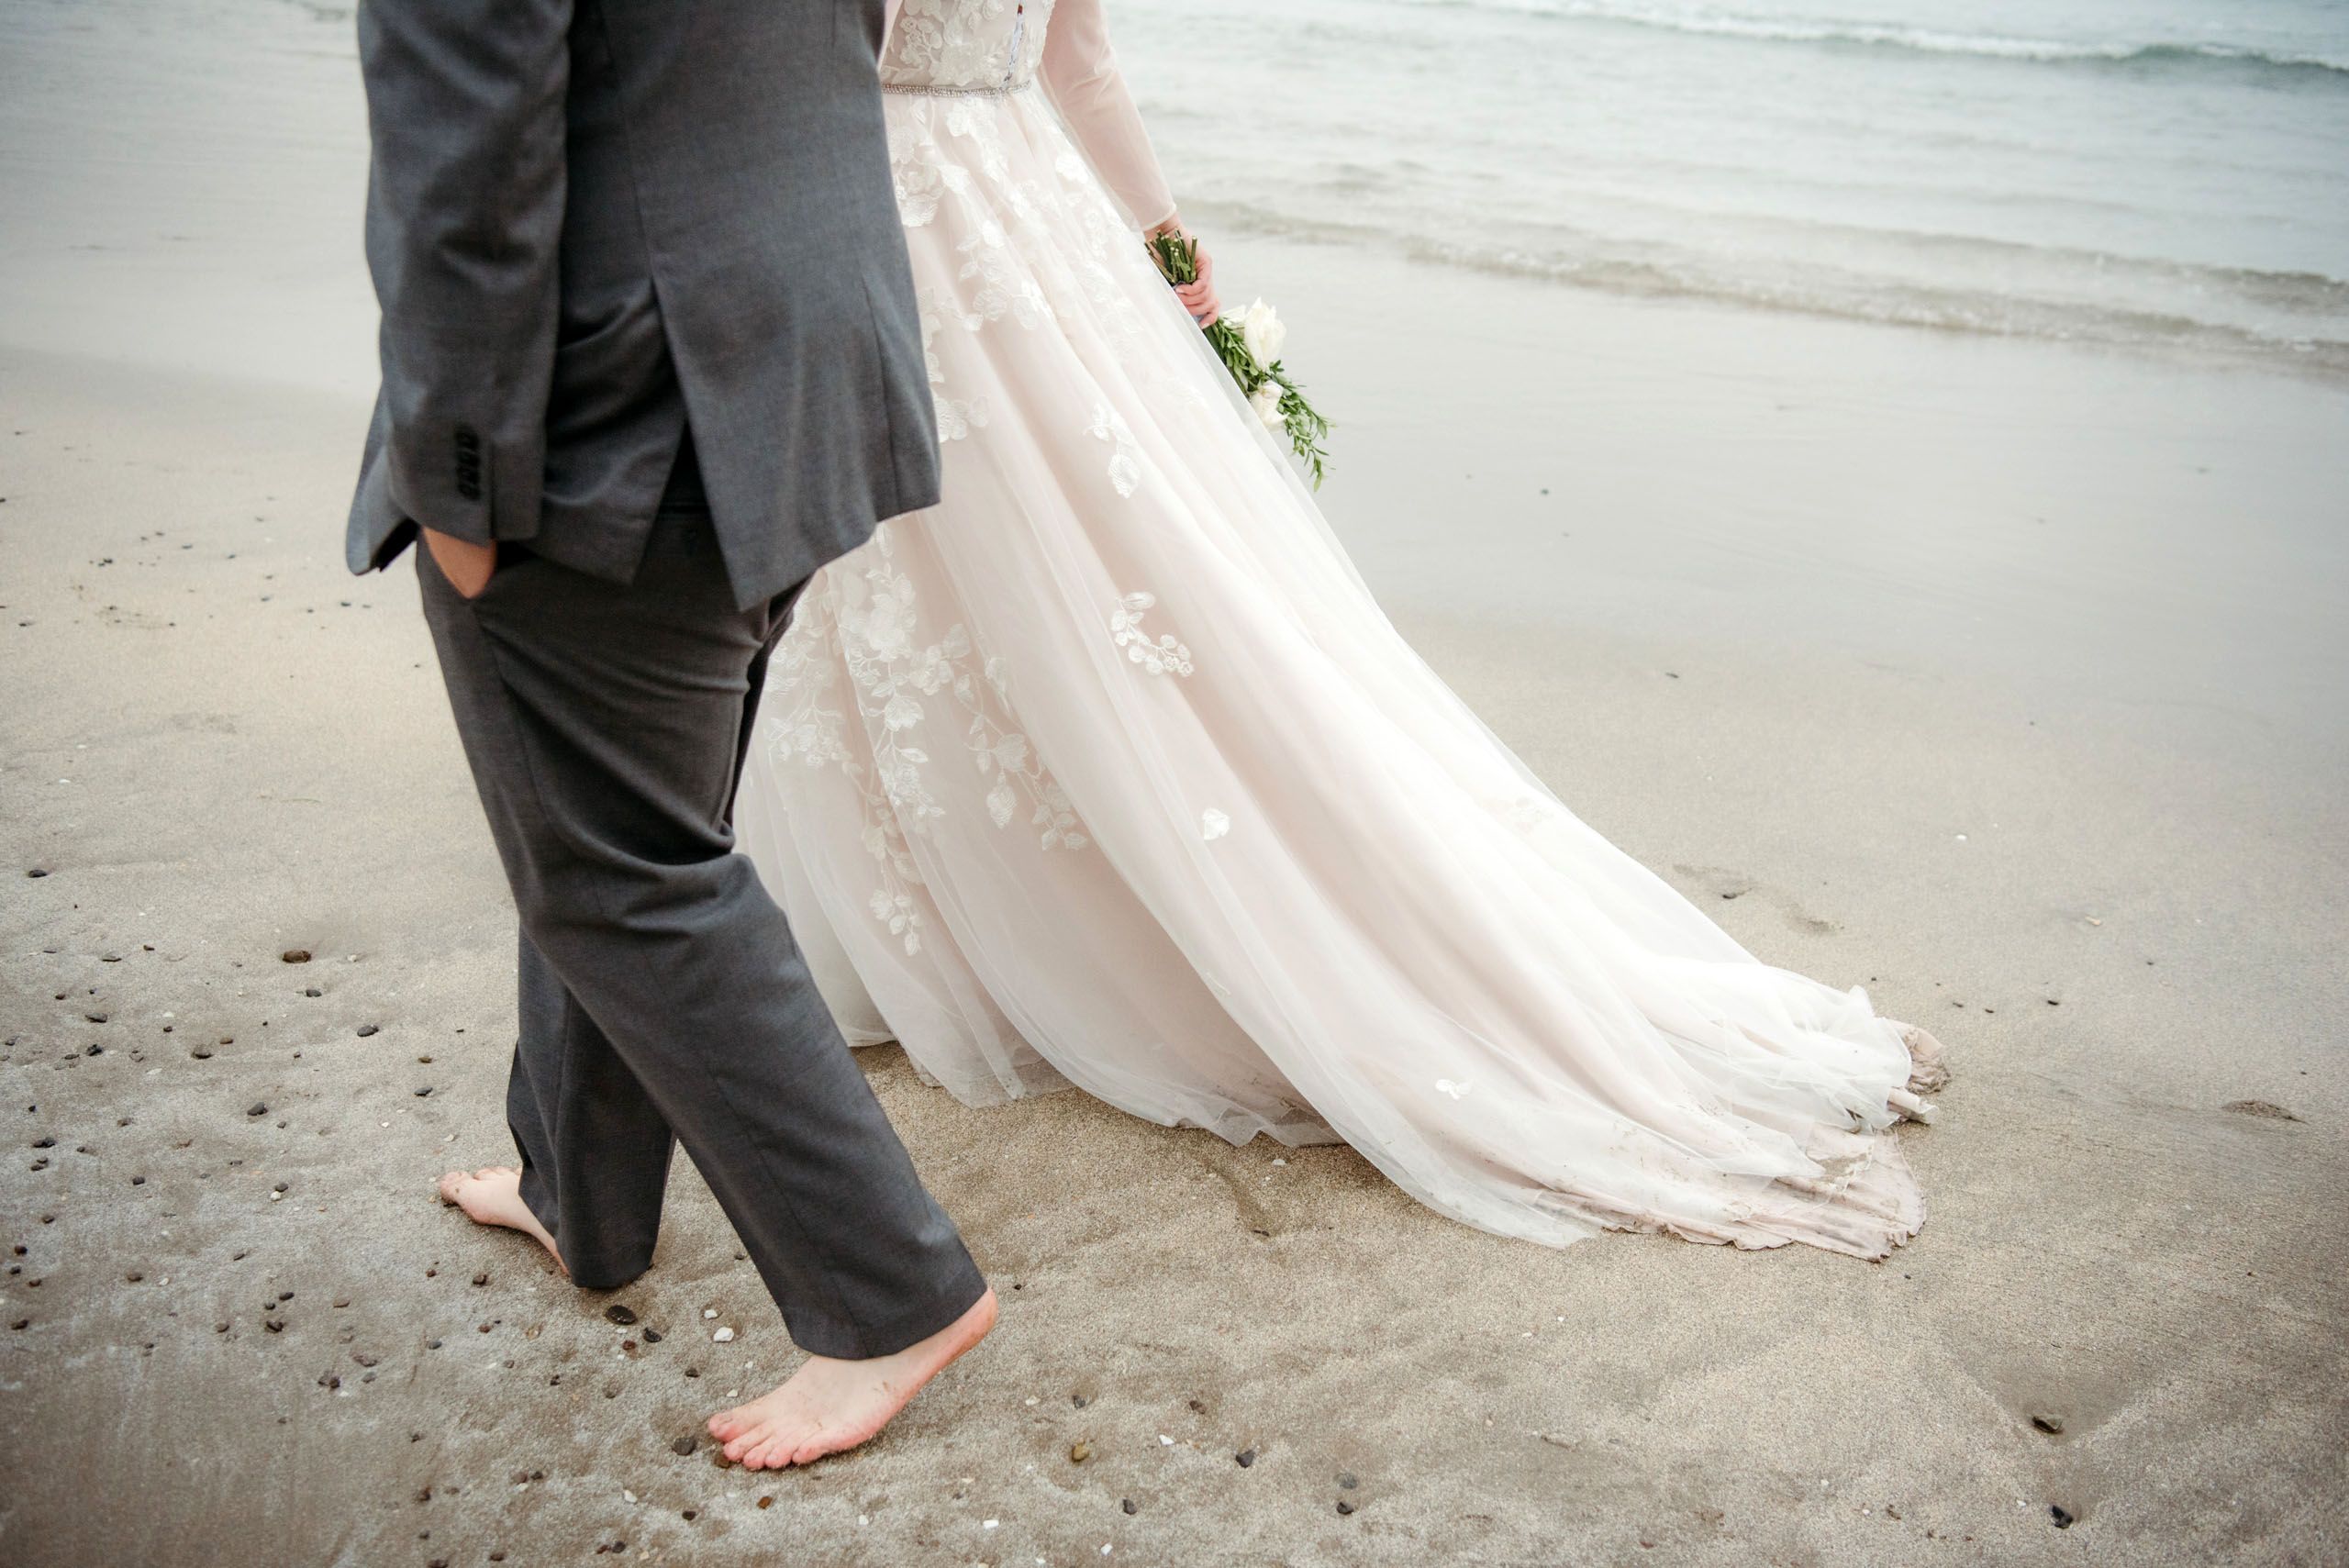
[[1200, 808, 1230, 840], [1435, 1079, 1473, 1099], [763, 527, 1091, 953], [957, 221, 1053, 331], [934, 395, 989, 441], [963, 657, 1089, 852], [918, 296, 990, 441], [1108, 592, 1193, 677], [870, 886, 927, 954], [879, 0, 1041, 93], [895, 160, 944, 227], [1087, 402, 1141, 497]]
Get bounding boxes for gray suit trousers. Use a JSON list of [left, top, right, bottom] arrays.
[[417, 512, 985, 1360]]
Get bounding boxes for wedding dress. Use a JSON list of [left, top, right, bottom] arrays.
[[734, 0, 1945, 1259]]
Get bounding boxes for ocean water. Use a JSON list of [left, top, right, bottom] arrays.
[[1, 0, 2341, 385], [1118, 0, 2349, 376]]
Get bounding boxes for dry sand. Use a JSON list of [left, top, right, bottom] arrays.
[[4, 3, 2346, 1564]]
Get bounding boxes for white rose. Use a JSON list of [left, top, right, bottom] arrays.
[[1236, 297, 1286, 373], [1248, 380, 1285, 430]]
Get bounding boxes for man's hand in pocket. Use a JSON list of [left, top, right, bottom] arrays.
[[424, 528, 497, 599]]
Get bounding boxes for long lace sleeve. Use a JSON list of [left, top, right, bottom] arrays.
[[1039, 0, 1177, 231]]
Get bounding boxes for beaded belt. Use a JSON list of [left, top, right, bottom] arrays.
[[882, 80, 1036, 96]]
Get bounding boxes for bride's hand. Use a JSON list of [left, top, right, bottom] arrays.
[[1152, 217, 1220, 327]]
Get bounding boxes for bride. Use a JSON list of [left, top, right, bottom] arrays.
[[736, 0, 1946, 1261]]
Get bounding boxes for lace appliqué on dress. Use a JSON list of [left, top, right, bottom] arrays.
[[764, 527, 1092, 954], [1108, 591, 1193, 676], [1087, 402, 1142, 497]]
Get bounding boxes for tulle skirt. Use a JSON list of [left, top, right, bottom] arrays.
[[734, 84, 1943, 1259]]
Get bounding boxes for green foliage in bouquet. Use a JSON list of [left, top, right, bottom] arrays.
[[1149, 231, 1330, 487]]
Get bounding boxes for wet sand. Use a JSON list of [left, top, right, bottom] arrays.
[[3, 3, 2346, 1564]]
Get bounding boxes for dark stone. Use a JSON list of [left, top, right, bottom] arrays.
[[1121, 1498, 1138, 1517], [356, 1025, 378, 1038], [246, 1102, 267, 1117], [281, 950, 311, 964], [604, 1304, 639, 1326], [1235, 1448, 1256, 1468], [413, 1086, 432, 1097], [641, 1328, 662, 1343], [673, 1436, 697, 1456], [2051, 1505, 2075, 1529], [1337, 1500, 1354, 1516], [2031, 1414, 2065, 1435]]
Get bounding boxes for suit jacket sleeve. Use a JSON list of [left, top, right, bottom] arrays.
[[357, 0, 572, 545], [1039, 0, 1177, 232]]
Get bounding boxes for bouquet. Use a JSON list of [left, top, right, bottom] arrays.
[[1149, 232, 1330, 487]]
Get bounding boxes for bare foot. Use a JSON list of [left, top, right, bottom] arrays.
[[436, 1165, 565, 1273], [708, 1287, 998, 1469]]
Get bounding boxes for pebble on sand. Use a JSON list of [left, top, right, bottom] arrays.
[[281, 950, 311, 964]]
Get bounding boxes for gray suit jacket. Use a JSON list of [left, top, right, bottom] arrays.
[[349, 0, 941, 610]]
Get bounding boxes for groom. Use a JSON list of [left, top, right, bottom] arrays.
[[345, 0, 993, 1466]]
